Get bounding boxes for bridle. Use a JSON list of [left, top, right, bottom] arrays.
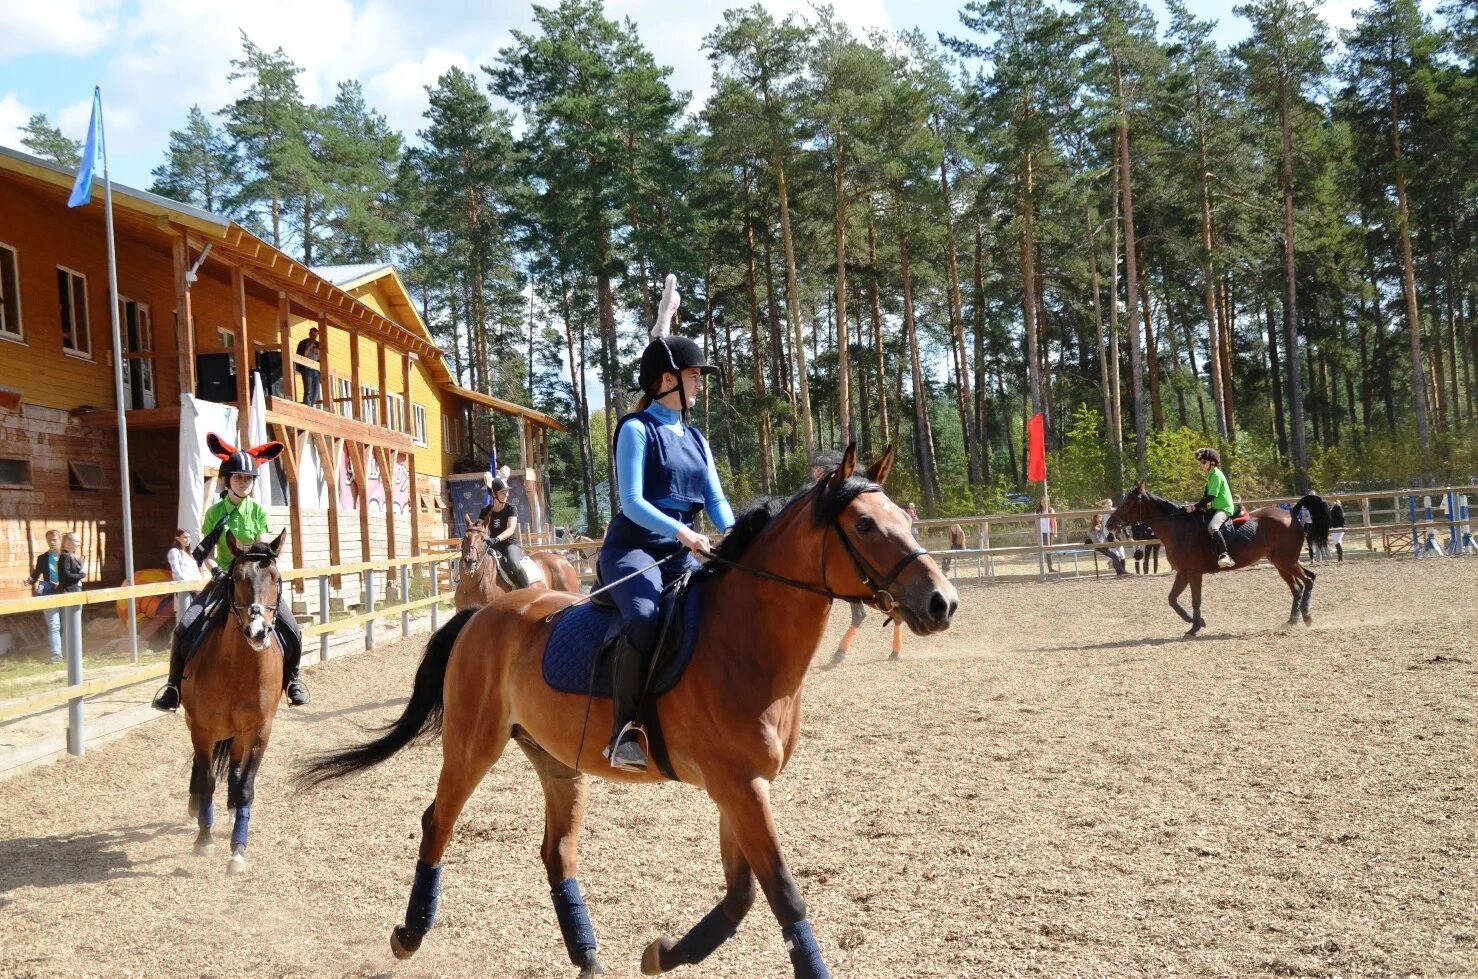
[[462, 530, 489, 573], [227, 554, 280, 642], [705, 481, 929, 615]]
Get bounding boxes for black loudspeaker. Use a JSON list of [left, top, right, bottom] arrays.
[[196, 352, 236, 402], [256, 350, 284, 396]]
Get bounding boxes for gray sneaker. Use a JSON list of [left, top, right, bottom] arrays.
[[1217, 553, 1235, 569], [603, 732, 648, 773]]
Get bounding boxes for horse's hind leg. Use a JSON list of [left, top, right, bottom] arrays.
[[712, 776, 830, 979], [1167, 571, 1193, 625], [1300, 567, 1316, 625], [515, 733, 604, 979], [1187, 575, 1206, 636], [391, 716, 510, 960], [187, 732, 216, 856], [1276, 566, 1303, 626], [643, 811, 755, 975]]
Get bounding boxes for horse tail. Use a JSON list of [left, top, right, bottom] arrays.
[[212, 738, 234, 782], [296, 608, 478, 788], [1294, 494, 1330, 550]]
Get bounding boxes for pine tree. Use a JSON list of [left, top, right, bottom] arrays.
[[150, 105, 242, 214], [20, 113, 81, 167]]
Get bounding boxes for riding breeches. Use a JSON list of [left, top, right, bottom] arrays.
[[1207, 510, 1229, 538], [598, 513, 699, 653]]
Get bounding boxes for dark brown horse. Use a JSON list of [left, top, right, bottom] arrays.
[[181, 532, 287, 874], [453, 516, 581, 609], [1108, 482, 1329, 635], [301, 445, 957, 979]]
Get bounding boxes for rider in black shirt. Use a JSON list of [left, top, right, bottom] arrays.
[[476, 477, 531, 589]]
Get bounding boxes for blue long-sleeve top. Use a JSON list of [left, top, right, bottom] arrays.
[[616, 402, 735, 539]]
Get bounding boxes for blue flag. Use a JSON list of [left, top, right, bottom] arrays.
[[67, 88, 103, 208], [484, 446, 499, 505]]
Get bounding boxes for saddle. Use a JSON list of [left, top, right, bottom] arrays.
[[496, 552, 545, 588], [542, 571, 707, 781]]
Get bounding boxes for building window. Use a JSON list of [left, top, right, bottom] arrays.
[[217, 327, 235, 348], [386, 393, 405, 433], [0, 244, 22, 342], [68, 461, 105, 491], [442, 414, 451, 452], [413, 403, 428, 446], [0, 457, 31, 487], [332, 377, 352, 417], [361, 387, 378, 426], [57, 266, 90, 357], [120, 299, 155, 409]]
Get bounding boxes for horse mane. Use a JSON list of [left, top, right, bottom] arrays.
[[711, 471, 880, 568], [1139, 486, 1185, 518]]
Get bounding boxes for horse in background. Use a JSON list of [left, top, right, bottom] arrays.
[[1109, 482, 1329, 635], [180, 532, 287, 875], [454, 517, 581, 610]]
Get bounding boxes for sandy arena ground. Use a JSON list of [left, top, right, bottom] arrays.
[[0, 557, 1474, 978]]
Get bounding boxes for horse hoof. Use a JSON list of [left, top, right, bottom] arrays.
[[641, 937, 674, 975], [193, 840, 214, 857], [226, 853, 249, 875], [391, 926, 424, 960], [888, 651, 901, 661], [580, 947, 606, 977], [1302, 614, 1313, 626]]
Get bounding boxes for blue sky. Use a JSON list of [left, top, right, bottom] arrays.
[[0, 0, 1384, 193]]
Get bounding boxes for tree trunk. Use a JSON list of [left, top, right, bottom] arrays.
[[1086, 205, 1115, 451], [898, 198, 939, 511], [558, 267, 599, 533], [1117, 115, 1147, 476], [1265, 298, 1288, 459], [973, 222, 992, 489], [773, 149, 813, 459], [940, 155, 979, 486], [867, 209, 891, 446], [1197, 105, 1227, 439], [853, 284, 871, 460], [1278, 75, 1309, 493], [1108, 145, 1125, 470], [1218, 275, 1237, 435], [744, 171, 775, 494], [834, 139, 852, 447], [1021, 151, 1044, 425], [1390, 77, 1431, 455], [1141, 264, 1163, 431]]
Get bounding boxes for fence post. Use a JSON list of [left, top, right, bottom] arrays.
[[318, 574, 331, 662], [64, 603, 85, 757], [365, 569, 376, 651], [430, 559, 441, 632], [1362, 496, 1372, 553], [400, 563, 410, 637]]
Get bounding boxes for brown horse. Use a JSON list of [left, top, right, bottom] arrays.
[[1108, 482, 1329, 635], [453, 516, 581, 609], [301, 445, 957, 978], [181, 532, 286, 874]]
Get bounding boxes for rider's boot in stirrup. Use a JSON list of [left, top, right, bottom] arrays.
[[603, 634, 650, 773], [151, 640, 187, 712]]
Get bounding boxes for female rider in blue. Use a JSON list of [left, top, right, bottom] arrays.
[[600, 278, 734, 773]]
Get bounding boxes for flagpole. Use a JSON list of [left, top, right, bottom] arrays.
[[98, 88, 139, 664]]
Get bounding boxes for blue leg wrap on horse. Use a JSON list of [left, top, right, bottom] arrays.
[[668, 903, 739, 965], [782, 920, 829, 979], [550, 878, 597, 963], [198, 802, 214, 830], [230, 806, 251, 850], [405, 861, 442, 934]]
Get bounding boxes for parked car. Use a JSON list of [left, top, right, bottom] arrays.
[[1005, 493, 1034, 509]]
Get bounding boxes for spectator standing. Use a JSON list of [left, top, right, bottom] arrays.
[[1328, 498, 1346, 563], [1036, 498, 1057, 573], [295, 327, 321, 406], [24, 529, 65, 662]]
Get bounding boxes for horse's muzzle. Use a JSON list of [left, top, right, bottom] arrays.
[[894, 575, 957, 635]]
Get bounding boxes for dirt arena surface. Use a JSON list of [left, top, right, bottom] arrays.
[[1, 557, 1474, 978]]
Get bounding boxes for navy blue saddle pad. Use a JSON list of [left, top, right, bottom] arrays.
[[543, 579, 706, 698], [1222, 517, 1259, 546]]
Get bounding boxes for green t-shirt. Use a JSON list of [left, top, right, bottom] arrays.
[[1204, 466, 1234, 516], [201, 495, 271, 570]]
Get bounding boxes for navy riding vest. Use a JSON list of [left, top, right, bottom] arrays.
[[613, 409, 713, 526]]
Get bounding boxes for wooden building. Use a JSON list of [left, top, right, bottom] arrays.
[[0, 145, 561, 601]]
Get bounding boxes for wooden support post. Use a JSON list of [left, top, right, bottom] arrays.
[[313, 433, 343, 586], [402, 351, 413, 438], [316, 313, 331, 411], [408, 450, 421, 555], [350, 330, 362, 422], [376, 446, 397, 560], [274, 423, 306, 593], [377, 342, 388, 432], [172, 234, 197, 401], [348, 441, 373, 563], [278, 291, 295, 404], [231, 266, 250, 442], [1362, 496, 1373, 552]]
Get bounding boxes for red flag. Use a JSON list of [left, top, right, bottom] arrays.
[[1026, 412, 1047, 482]]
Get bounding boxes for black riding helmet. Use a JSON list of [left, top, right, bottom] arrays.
[[218, 450, 263, 481], [488, 477, 508, 494], [1195, 447, 1221, 466]]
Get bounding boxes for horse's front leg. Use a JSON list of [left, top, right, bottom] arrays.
[[712, 775, 829, 979], [1187, 574, 1206, 636], [188, 734, 216, 857], [1167, 571, 1193, 624], [644, 812, 756, 975], [225, 735, 267, 874]]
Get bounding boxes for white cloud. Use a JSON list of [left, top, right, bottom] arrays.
[[0, 92, 32, 147], [0, 0, 121, 59]]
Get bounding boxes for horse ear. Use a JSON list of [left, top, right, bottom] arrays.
[[269, 530, 285, 556], [225, 531, 242, 557], [827, 443, 858, 493], [867, 444, 895, 485], [464, 514, 474, 530], [1137, 479, 1147, 493], [206, 432, 236, 461]]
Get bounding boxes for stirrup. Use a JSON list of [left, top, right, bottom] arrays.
[[602, 722, 648, 773], [152, 682, 181, 713], [286, 678, 311, 707]]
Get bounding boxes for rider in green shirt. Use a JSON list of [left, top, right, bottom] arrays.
[[1189, 447, 1237, 569], [151, 435, 310, 712]]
